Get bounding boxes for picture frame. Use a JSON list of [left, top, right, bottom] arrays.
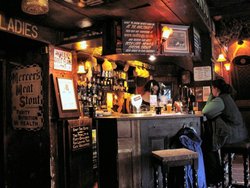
[[161, 24, 190, 54], [53, 74, 80, 119], [53, 48, 73, 71]]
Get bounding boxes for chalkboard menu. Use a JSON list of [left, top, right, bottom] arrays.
[[70, 125, 91, 151], [122, 20, 157, 54]]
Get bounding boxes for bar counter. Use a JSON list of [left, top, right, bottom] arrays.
[[95, 113, 203, 188]]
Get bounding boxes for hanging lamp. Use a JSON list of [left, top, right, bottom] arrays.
[[22, 0, 49, 15], [162, 26, 173, 41], [216, 53, 227, 62], [224, 62, 231, 71]]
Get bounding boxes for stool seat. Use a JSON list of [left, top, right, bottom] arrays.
[[221, 140, 250, 188], [152, 148, 198, 188], [221, 140, 250, 153]]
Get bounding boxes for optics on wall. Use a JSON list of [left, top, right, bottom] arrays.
[[224, 62, 231, 71], [217, 53, 227, 62], [162, 26, 173, 41], [22, 0, 49, 15]]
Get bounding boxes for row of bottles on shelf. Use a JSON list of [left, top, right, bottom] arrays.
[[77, 70, 128, 117]]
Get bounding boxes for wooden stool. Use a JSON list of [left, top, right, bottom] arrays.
[[151, 148, 198, 188], [221, 140, 250, 188]]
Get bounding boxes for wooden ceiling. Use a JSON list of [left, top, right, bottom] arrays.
[[0, 0, 209, 33], [0, 0, 249, 46], [205, 0, 250, 46]]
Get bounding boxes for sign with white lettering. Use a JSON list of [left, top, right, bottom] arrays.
[[11, 64, 43, 131], [122, 20, 157, 54], [0, 11, 59, 43], [70, 125, 91, 151]]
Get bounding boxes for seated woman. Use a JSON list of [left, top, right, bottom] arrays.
[[201, 78, 248, 186]]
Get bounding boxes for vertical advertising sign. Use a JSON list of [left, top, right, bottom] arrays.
[[11, 64, 43, 131]]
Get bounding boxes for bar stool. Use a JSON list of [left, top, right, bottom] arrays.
[[151, 148, 198, 188], [220, 140, 250, 188]]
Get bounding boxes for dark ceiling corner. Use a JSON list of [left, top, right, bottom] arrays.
[[205, 0, 250, 46]]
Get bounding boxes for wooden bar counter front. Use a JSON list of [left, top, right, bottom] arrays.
[[95, 113, 203, 188]]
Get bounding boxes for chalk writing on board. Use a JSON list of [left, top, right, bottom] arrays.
[[122, 20, 157, 54], [71, 126, 90, 151]]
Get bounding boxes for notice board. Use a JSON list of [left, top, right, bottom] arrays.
[[122, 20, 157, 54], [193, 66, 212, 81], [69, 125, 91, 151]]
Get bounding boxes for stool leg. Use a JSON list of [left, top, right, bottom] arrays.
[[192, 165, 198, 188], [228, 153, 233, 186], [161, 165, 168, 188], [221, 151, 226, 188], [243, 154, 249, 187], [184, 166, 187, 188], [153, 163, 159, 188]]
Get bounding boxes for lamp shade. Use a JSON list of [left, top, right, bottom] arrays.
[[217, 53, 227, 62], [224, 62, 231, 71], [162, 26, 173, 39], [22, 0, 49, 15], [77, 65, 86, 74]]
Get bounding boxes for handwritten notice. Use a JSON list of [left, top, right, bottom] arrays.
[[122, 20, 157, 54], [193, 66, 212, 81], [11, 64, 43, 131], [71, 126, 90, 151], [54, 49, 72, 71]]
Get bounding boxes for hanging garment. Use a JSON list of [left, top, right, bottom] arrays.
[[169, 127, 207, 188]]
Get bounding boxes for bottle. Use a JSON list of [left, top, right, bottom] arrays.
[[149, 82, 157, 111]]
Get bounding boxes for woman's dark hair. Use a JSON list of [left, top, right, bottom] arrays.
[[211, 79, 232, 94], [144, 80, 160, 95]]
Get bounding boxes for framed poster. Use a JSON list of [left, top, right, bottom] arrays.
[[162, 24, 190, 54], [193, 66, 212, 81], [53, 75, 80, 119], [53, 48, 72, 71]]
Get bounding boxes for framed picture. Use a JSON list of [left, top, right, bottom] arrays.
[[53, 75, 80, 119], [193, 66, 212, 81], [53, 48, 72, 71], [161, 24, 190, 54]]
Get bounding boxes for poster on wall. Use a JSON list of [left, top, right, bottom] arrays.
[[193, 66, 212, 81], [53, 75, 80, 119], [11, 64, 43, 131], [53, 49, 72, 71], [57, 78, 78, 110]]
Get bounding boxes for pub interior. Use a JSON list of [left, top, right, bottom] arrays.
[[0, 0, 250, 188]]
